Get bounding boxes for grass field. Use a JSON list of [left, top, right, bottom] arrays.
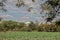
[[0, 31, 60, 40]]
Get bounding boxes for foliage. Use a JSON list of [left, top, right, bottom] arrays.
[[0, 0, 7, 12], [0, 20, 60, 32], [0, 0, 60, 23], [41, 0, 60, 22]]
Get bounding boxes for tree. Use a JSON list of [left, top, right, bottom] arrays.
[[28, 21, 36, 30], [0, 17, 3, 21], [16, 0, 25, 7], [32, 0, 35, 2], [0, 0, 60, 23], [15, 0, 60, 22], [41, 0, 60, 22], [0, 0, 7, 12], [55, 19, 60, 26]]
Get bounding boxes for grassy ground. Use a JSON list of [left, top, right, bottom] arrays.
[[0, 31, 60, 40]]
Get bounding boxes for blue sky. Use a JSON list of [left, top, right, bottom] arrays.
[[0, 0, 48, 22]]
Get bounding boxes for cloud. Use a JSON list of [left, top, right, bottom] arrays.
[[0, 0, 46, 22], [20, 16, 36, 22], [0, 14, 13, 18], [5, 0, 41, 14], [22, 16, 30, 20]]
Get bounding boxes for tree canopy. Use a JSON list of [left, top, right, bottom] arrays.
[[0, 0, 60, 23], [41, 0, 60, 22]]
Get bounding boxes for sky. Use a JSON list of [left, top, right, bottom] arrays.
[[0, 0, 52, 23]]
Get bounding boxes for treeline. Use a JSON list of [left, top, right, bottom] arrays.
[[0, 20, 60, 32]]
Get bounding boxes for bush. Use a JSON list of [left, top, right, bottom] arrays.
[[0, 20, 60, 32], [20, 26, 32, 32]]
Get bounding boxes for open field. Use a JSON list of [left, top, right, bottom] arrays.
[[0, 31, 60, 40]]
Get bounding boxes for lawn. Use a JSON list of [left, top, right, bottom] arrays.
[[0, 31, 60, 40]]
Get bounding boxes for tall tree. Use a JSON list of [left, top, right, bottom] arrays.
[[15, 0, 60, 22], [0, 0, 60, 23], [41, 0, 60, 22]]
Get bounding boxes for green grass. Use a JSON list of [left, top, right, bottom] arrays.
[[0, 31, 60, 40]]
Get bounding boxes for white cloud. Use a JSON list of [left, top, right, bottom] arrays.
[[0, 14, 13, 18], [0, 0, 46, 22], [21, 16, 32, 22]]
